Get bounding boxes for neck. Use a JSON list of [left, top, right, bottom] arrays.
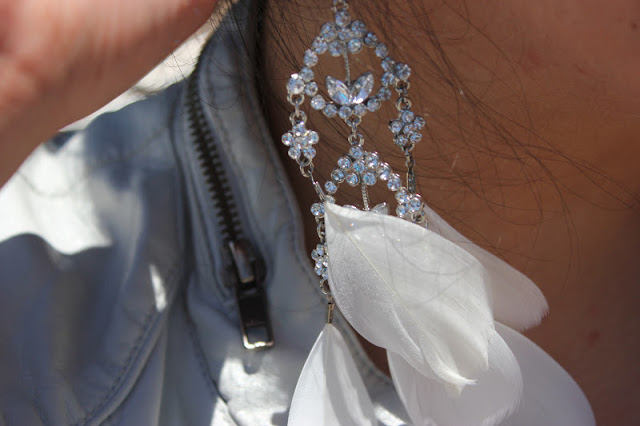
[[259, 1, 640, 422]]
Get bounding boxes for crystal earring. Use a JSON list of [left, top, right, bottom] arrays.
[[282, 0, 428, 296], [284, 0, 429, 423], [284, 1, 548, 425]]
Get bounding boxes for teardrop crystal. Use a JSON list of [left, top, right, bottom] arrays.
[[371, 202, 389, 215], [350, 72, 374, 104], [326, 76, 351, 106]]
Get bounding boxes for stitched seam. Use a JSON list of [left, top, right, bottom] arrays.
[[181, 290, 227, 404], [74, 260, 181, 426]]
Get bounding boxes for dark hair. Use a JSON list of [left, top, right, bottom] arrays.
[[226, 0, 638, 259]]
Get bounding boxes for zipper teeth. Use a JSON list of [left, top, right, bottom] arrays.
[[186, 55, 242, 243]]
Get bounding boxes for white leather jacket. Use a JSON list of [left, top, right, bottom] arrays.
[[0, 1, 408, 424]]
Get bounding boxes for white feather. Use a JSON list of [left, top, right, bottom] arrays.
[[387, 326, 523, 426], [496, 323, 595, 426], [288, 323, 377, 426], [322, 203, 591, 426], [421, 204, 548, 330], [325, 202, 495, 387]]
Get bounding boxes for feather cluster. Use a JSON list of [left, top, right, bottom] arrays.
[[289, 203, 594, 426]]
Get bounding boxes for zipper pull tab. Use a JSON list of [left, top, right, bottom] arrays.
[[228, 240, 274, 350]]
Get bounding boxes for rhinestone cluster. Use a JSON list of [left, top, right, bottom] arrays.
[[389, 111, 426, 149], [311, 243, 329, 281], [282, 1, 429, 290], [281, 122, 320, 161], [284, 9, 416, 126]]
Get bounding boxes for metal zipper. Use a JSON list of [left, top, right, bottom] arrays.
[[185, 54, 274, 350]]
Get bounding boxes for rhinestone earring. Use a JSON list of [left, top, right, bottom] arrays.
[[282, 0, 428, 299], [284, 3, 554, 426]]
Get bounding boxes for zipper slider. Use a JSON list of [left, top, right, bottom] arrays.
[[228, 240, 274, 350]]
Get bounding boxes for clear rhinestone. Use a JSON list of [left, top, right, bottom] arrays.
[[387, 174, 402, 191], [372, 202, 389, 215], [326, 76, 350, 105], [395, 63, 411, 80], [351, 72, 374, 104], [338, 106, 353, 120], [389, 119, 404, 134], [346, 173, 360, 186], [366, 98, 381, 112], [312, 37, 328, 54], [316, 244, 325, 257], [394, 134, 408, 147], [292, 123, 306, 136], [311, 95, 326, 110], [413, 116, 426, 129], [403, 123, 416, 134], [335, 10, 350, 27], [331, 168, 346, 182], [321, 23, 338, 41], [351, 20, 367, 37], [338, 28, 352, 41], [409, 132, 422, 144], [377, 162, 391, 180], [338, 156, 352, 170], [353, 160, 365, 173], [329, 40, 343, 56], [353, 103, 366, 116], [401, 110, 415, 123], [300, 67, 314, 82], [287, 74, 305, 95], [363, 32, 378, 47], [347, 38, 362, 53], [327, 73, 373, 106], [365, 152, 379, 169], [362, 172, 376, 186], [375, 43, 389, 58], [314, 261, 327, 276], [378, 87, 392, 100], [308, 130, 319, 144], [288, 146, 300, 159], [349, 145, 364, 159], [381, 57, 396, 72], [311, 202, 325, 217], [409, 196, 422, 213], [311, 248, 321, 260], [395, 189, 409, 204], [303, 146, 316, 159], [281, 132, 294, 146], [295, 136, 308, 148], [323, 103, 338, 117], [303, 49, 318, 67], [382, 72, 396, 87], [324, 180, 338, 194], [305, 81, 318, 96], [396, 204, 409, 217]]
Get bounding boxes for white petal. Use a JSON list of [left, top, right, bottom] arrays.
[[388, 327, 522, 426], [421, 205, 548, 330], [496, 323, 595, 426], [288, 324, 377, 426], [325, 203, 494, 386]]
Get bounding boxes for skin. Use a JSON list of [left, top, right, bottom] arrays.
[[1, 0, 638, 424], [262, 1, 640, 424], [0, 0, 217, 185]]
